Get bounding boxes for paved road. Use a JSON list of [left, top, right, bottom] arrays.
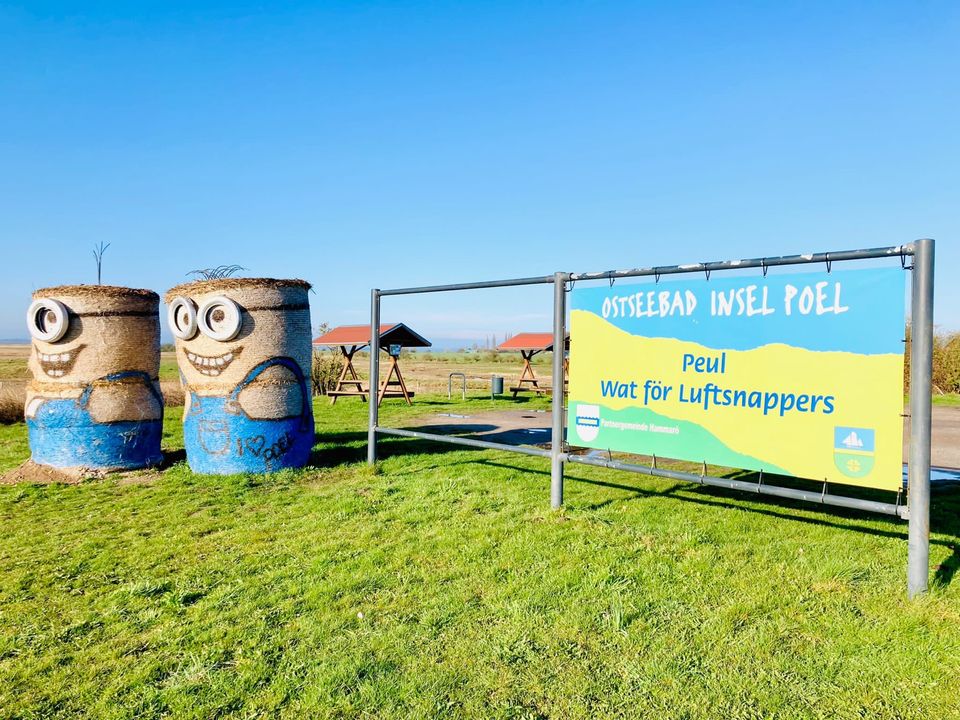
[[415, 406, 960, 471], [904, 406, 960, 469]]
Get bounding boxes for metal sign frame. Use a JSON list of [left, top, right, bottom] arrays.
[[367, 240, 935, 597]]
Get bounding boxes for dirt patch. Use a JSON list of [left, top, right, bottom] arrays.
[[0, 460, 106, 485], [0, 460, 164, 486], [0, 345, 30, 360]]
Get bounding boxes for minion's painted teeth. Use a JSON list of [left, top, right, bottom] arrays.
[[36, 344, 85, 378], [186, 346, 242, 377]]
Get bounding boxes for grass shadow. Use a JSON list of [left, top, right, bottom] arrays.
[[310, 428, 491, 469], [157, 449, 187, 470], [475, 458, 960, 577], [934, 544, 960, 586], [307, 422, 960, 587]]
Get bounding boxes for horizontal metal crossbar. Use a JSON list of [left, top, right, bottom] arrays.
[[565, 453, 909, 519], [568, 244, 913, 283], [375, 425, 907, 518], [376, 245, 913, 296], [375, 426, 553, 458], [378, 275, 555, 296]]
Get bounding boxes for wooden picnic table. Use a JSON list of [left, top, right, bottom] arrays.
[[313, 323, 432, 407], [498, 332, 569, 397]]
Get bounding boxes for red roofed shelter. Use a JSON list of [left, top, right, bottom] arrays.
[[313, 324, 431, 406], [498, 332, 570, 397]]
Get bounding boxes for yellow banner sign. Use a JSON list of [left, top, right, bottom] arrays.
[[567, 267, 906, 490]]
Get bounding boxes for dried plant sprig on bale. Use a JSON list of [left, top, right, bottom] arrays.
[[93, 242, 111, 285], [187, 265, 247, 280]]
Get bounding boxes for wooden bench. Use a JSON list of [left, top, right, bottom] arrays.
[[328, 388, 415, 399]]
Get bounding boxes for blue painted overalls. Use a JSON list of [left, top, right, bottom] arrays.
[[183, 357, 313, 474], [26, 371, 164, 470]]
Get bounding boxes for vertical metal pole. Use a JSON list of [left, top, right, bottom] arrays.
[[367, 289, 381, 465], [908, 239, 935, 598], [551, 272, 568, 509]]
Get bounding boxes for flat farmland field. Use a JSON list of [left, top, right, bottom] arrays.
[[0, 347, 554, 397], [0, 346, 181, 383], [329, 350, 554, 395]]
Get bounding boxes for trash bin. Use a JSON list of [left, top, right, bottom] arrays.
[[491, 375, 504, 397]]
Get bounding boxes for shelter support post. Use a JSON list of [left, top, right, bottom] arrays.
[[378, 354, 413, 406], [330, 345, 365, 404], [908, 239, 935, 598], [551, 272, 568, 509], [512, 350, 541, 396], [368, 289, 380, 465]]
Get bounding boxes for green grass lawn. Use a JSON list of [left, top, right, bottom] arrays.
[[158, 357, 180, 382], [901, 393, 960, 408], [1, 396, 959, 719]]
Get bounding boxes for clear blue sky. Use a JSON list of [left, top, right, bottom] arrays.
[[2, 1, 957, 345]]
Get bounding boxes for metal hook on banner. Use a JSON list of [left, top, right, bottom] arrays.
[[761, 259, 769, 277], [651, 454, 657, 471], [821, 480, 829, 503], [900, 248, 913, 271], [756, 469, 764, 493], [701, 460, 707, 484], [654, 268, 661, 284], [703, 265, 711, 281], [608, 275, 616, 288], [825, 253, 833, 274]]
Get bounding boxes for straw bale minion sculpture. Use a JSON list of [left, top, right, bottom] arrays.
[[165, 278, 314, 474], [24, 285, 164, 471]]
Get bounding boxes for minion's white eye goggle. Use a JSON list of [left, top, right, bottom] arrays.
[[168, 296, 199, 340], [168, 295, 242, 342], [27, 298, 69, 342], [198, 296, 242, 341]]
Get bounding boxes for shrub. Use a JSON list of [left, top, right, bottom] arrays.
[[934, 332, 960, 393], [905, 326, 960, 394], [311, 350, 345, 396]]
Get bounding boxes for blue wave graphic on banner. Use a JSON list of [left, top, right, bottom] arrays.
[[570, 266, 905, 355]]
